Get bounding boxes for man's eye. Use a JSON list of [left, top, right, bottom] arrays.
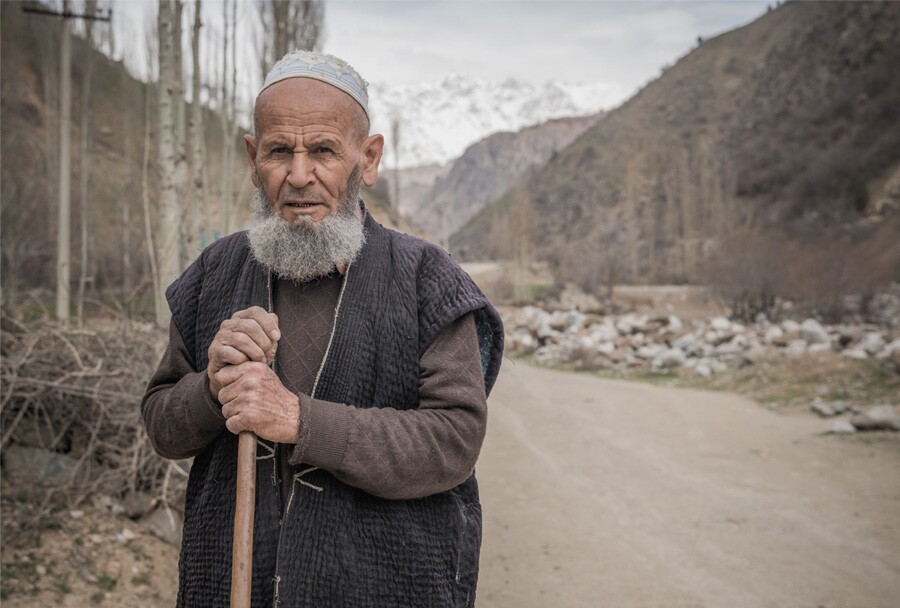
[[271, 146, 291, 154], [313, 146, 333, 155]]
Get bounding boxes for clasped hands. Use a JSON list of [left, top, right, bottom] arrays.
[[207, 306, 300, 444]]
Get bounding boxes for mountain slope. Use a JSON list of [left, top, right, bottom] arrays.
[[404, 114, 602, 240], [452, 1, 900, 285]]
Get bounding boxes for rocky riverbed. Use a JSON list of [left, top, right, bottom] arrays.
[[502, 291, 900, 434]]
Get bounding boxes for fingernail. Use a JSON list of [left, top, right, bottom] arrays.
[[272, 329, 281, 340]]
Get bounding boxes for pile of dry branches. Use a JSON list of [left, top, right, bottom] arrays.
[[1, 314, 185, 534]]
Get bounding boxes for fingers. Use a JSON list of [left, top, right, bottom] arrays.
[[208, 307, 281, 375], [232, 306, 281, 343], [216, 361, 269, 395]]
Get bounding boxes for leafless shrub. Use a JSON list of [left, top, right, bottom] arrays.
[[0, 314, 183, 540], [708, 228, 898, 323]]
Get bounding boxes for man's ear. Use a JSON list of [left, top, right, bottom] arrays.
[[360, 134, 384, 188], [244, 134, 259, 187]]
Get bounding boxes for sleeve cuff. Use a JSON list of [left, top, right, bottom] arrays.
[[183, 372, 226, 431], [288, 394, 351, 472]]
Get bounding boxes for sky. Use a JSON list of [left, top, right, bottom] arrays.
[[324, 0, 770, 93], [109, 0, 770, 113]]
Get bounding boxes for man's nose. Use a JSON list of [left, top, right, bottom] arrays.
[[286, 152, 315, 189]]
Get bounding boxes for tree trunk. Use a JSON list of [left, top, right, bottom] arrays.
[[76, 1, 97, 328], [142, 88, 162, 325], [56, 5, 72, 325], [156, 0, 179, 326], [188, 0, 204, 256]]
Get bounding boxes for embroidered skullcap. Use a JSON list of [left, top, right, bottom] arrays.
[[260, 50, 369, 119]]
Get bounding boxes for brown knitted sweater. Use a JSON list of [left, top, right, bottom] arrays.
[[142, 273, 487, 502]]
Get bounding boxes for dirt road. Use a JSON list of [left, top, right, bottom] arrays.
[[476, 361, 900, 608]]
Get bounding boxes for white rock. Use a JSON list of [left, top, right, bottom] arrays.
[[808, 343, 832, 353], [637, 344, 666, 360], [668, 315, 684, 331], [858, 332, 886, 355], [843, 349, 868, 360], [764, 326, 784, 343], [36, 565, 47, 577], [800, 319, 830, 344], [711, 317, 731, 332], [693, 363, 712, 377], [851, 405, 900, 431], [782, 319, 801, 333], [826, 420, 856, 434], [597, 341, 616, 355], [672, 333, 697, 351], [884, 338, 900, 355], [589, 324, 618, 343], [652, 348, 686, 369], [811, 399, 835, 417], [70, 510, 85, 519]]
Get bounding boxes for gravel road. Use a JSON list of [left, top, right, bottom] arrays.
[[476, 361, 900, 608]]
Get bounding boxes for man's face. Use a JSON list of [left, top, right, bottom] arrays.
[[244, 78, 383, 226]]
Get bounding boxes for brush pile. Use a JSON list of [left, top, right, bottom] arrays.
[[0, 315, 186, 543]]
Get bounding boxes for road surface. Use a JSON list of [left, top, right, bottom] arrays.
[[476, 361, 900, 608]]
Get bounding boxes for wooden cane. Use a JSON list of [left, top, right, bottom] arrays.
[[231, 430, 257, 608]]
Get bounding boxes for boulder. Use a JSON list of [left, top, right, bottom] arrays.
[[810, 399, 836, 418], [826, 420, 856, 434], [842, 348, 868, 360], [637, 344, 666, 360], [851, 405, 900, 431], [782, 319, 801, 333], [2, 445, 93, 488], [141, 507, 183, 547], [672, 333, 698, 351], [858, 332, 886, 355], [652, 348, 686, 369], [800, 319, 830, 344], [710, 317, 731, 332], [123, 490, 157, 520]]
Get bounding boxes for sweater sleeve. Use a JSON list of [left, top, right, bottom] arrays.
[[288, 312, 488, 500], [141, 320, 226, 459]]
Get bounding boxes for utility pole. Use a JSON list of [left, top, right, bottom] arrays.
[[22, 3, 111, 325]]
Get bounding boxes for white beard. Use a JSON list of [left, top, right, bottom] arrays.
[[247, 171, 366, 282]]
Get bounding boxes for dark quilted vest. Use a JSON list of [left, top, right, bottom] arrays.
[[166, 211, 503, 608]]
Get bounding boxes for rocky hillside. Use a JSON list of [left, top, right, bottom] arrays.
[[453, 1, 900, 286], [403, 114, 602, 240]]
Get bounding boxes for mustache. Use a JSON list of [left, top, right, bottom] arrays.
[[277, 186, 326, 204]]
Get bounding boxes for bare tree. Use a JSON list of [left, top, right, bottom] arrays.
[[56, 0, 73, 324], [172, 0, 189, 269], [219, 0, 236, 237], [187, 0, 205, 258], [76, 0, 98, 328], [256, 0, 325, 81], [156, 0, 180, 326]]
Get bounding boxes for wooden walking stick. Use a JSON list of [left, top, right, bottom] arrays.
[[231, 430, 257, 608]]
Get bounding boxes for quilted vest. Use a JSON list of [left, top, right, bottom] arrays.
[[165, 211, 504, 608]]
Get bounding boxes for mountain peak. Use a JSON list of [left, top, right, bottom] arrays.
[[369, 77, 628, 168]]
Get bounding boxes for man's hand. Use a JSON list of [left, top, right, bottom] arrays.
[[216, 362, 300, 444], [207, 306, 280, 401]]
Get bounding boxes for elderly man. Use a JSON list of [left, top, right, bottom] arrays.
[[141, 50, 503, 607]]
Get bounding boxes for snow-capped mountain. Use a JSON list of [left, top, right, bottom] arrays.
[[368, 74, 627, 169]]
